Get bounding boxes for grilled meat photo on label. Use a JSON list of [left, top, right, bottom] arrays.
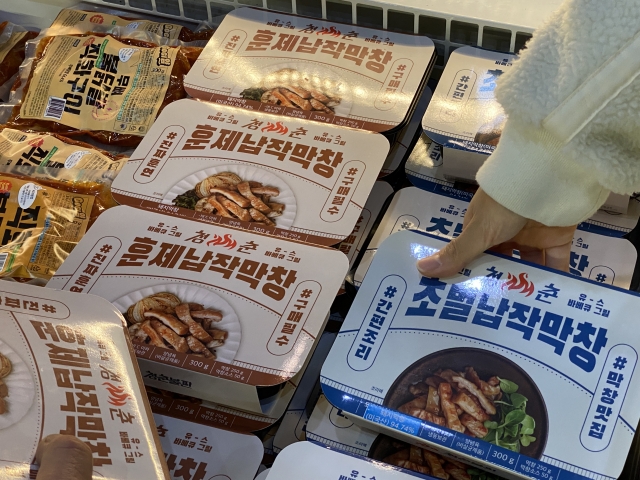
[[172, 172, 285, 226], [0, 353, 12, 415], [374, 436, 506, 480], [397, 366, 537, 452], [240, 68, 342, 114], [126, 293, 228, 359]]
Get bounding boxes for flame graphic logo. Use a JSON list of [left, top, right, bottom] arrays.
[[206, 234, 237, 249], [317, 26, 341, 37], [28, 137, 44, 148], [504, 272, 535, 297], [103, 382, 131, 407], [261, 122, 289, 135]]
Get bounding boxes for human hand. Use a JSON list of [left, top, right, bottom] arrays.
[[416, 188, 577, 278], [35, 434, 93, 480]]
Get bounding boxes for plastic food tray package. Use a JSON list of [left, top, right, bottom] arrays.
[[332, 181, 394, 297], [110, 98, 389, 247], [48, 205, 348, 415], [420, 46, 630, 214], [184, 7, 435, 137], [421, 46, 515, 184], [145, 313, 330, 435], [272, 332, 336, 453], [379, 87, 432, 178], [0, 21, 38, 100], [307, 393, 507, 479], [266, 441, 434, 479], [404, 133, 640, 239], [147, 386, 278, 435], [5, 33, 201, 147], [322, 228, 640, 480], [354, 187, 637, 290], [0, 281, 169, 479], [42, 7, 214, 47], [149, 389, 263, 480]]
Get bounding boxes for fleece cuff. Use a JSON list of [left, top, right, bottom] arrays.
[[477, 121, 610, 227]]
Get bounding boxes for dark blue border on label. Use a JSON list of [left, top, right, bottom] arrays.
[[321, 383, 606, 480]]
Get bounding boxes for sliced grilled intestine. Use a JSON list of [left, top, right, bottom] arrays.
[[206, 196, 233, 217], [0, 379, 7, 398], [282, 89, 313, 110], [310, 98, 334, 114], [192, 309, 223, 321], [186, 336, 215, 359], [267, 203, 285, 218], [175, 304, 213, 343], [209, 329, 228, 341], [237, 182, 271, 213], [206, 339, 225, 349], [219, 196, 252, 222], [206, 329, 227, 348], [195, 174, 241, 198], [187, 303, 204, 311], [249, 208, 275, 226], [141, 320, 166, 348], [251, 186, 280, 196], [271, 88, 296, 108], [283, 84, 311, 99], [150, 319, 190, 353], [309, 89, 330, 103], [209, 188, 251, 208], [143, 310, 189, 336]]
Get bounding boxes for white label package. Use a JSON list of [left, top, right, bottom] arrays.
[[48, 205, 348, 416], [111, 99, 389, 246], [184, 7, 435, 134], [322, 229, 640, 480], [0, 281, 169, 479]]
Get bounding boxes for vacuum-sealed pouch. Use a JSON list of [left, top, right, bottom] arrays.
[[0, 22, 38, 91], [0, 174, 99, 281], [48, 8, 214, 45], [0, 127, 126, 206], [7, 34, 200, 147]]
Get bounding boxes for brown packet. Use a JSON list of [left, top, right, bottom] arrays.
[[6, 34, 201, 147], [46, 7, 215, 45], [0, 125, 128, 282], [0, 22, 39, 89], [0, 126, 127, 207], [0, 174, 100, 281]]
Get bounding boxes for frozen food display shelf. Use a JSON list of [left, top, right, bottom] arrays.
[[80, 0, 563, 63]]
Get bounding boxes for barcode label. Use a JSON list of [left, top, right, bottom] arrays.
[[0, 253, 8, 271], [44, 96, 66, 120]]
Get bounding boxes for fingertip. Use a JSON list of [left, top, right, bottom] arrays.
[[416, 254, 442, 276], [36, 435, 93, 480], [37, 435, 91, 461]]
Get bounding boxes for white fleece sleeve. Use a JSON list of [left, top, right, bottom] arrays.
[[477, 0, 640, 226]]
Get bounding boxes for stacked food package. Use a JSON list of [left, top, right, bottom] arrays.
[[1, 3, 640, 480]]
